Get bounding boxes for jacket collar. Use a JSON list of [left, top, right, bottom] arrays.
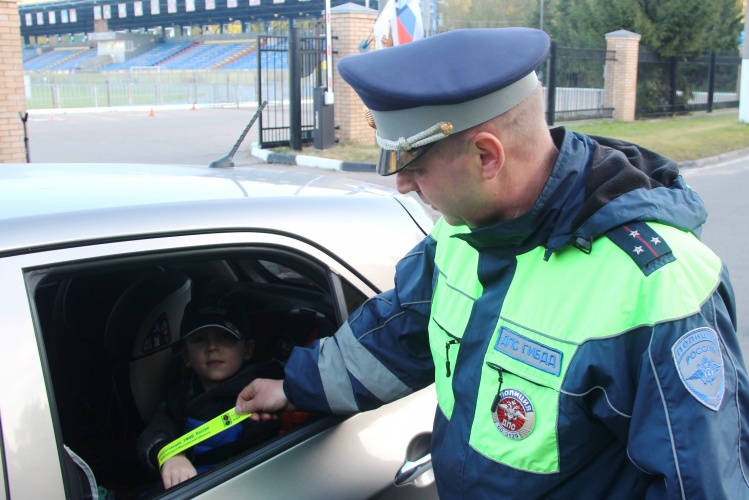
[[453, 127, 707, 257]]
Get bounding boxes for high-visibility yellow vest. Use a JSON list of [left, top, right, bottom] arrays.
[[427, 216, 722, 472]]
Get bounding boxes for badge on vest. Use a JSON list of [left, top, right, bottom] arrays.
[[672, 327, 725, 411], [492, 388, 536, 440]]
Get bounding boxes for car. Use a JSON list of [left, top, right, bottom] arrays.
[[0, 163, 438, 499]]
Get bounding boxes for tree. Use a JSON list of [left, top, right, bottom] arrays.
[[437, 0, 533, 31], [544, 0, 743, 56]]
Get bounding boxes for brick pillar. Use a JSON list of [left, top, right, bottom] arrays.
[[0, 0, 27, 163], [604, 30, 641, 122], [330, 3, 378, 145]]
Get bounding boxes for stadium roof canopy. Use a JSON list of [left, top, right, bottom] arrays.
[[19, 0, 373, 38]]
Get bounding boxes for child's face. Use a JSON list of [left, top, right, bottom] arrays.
[[183, 326, 254, 390]]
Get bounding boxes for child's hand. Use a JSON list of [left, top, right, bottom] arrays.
[[160, 453, 197, 489]]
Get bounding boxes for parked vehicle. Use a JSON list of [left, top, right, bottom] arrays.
[[0, 163, 437, 499]]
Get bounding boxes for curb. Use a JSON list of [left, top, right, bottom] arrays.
[[677, 146, 749, 170], [251, 144, 376, 172]]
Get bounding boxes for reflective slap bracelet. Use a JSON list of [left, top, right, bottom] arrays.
[[157, 408, 251, 468]]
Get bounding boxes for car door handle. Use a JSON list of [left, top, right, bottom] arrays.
[[394, 452, 433, 486]]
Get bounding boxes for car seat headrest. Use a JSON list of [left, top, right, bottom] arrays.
[[104, 270, 192, 423], [105, 270, 191, 360]]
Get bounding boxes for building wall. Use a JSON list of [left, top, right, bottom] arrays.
[[0, 0, 27, 163]]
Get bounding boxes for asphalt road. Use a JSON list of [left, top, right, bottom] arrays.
[[26, 107, 269, 167], [27, 106, 749, 360], [26, 105, 399, 187], [682, 159, 749, 360]]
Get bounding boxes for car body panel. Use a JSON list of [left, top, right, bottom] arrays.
[[194, 388, 437, 500], [0, 253, 65, 499], [0, 164, 437, 499], [0, 164, 430, 294]]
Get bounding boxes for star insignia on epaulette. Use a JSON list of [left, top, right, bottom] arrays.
[[606, 222, 675, 276]]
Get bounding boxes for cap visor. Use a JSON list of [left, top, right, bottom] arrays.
[[376, 143, 434, 176], [183, 323, 244, 340]]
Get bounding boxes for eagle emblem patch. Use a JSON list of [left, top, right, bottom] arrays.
[[672, 327, 725, 411]]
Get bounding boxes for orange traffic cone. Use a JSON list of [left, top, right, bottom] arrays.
[[50, 113, 56, 121], [149, 108, 155, 117], [191, 103, 196, 111]]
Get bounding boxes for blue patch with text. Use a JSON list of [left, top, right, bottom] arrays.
[[494, 327, 562, 376], [672, 327, 725, 411]]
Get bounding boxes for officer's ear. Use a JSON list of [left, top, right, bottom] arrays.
[[471, 132, 504, 180]]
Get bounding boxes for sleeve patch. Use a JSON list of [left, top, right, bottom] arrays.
[[671, 327, 725, 411], [605, 222, 675, 276]]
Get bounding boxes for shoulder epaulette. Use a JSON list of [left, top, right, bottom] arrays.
[[605, 221, 675, 276]]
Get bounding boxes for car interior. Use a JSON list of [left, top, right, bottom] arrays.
[[30, 246, 368, 499]]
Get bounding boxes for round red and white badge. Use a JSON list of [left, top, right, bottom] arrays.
[[492, 388, 536, 440]]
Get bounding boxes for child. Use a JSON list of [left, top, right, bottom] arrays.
[[136, 292, 283, 490]]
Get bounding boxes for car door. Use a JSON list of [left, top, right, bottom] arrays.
[[0, 230, 437, 500]]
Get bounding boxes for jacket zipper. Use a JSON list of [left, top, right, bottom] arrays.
[[486, 362, 504, 412], [486, 362, 553, 412], [444, 332, 461, 377]]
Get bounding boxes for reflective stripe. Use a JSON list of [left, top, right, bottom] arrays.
[[338, 321, 412, 402], [318, 335, 359, 413], [318, 322, 412, 413]]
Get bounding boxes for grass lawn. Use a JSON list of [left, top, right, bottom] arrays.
[[284, 110, 749, 164], [566, 110, 749, 162]]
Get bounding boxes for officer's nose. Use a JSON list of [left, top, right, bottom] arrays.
[[396, 169, 418, 195]]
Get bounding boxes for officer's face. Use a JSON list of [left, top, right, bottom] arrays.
[[395, 135, 489, 227]]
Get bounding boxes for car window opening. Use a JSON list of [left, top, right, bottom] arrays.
[[31, 250, 366, 499]]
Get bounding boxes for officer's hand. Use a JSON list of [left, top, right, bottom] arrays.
[[160, 453, 197, 489], [236, 378, 297, 421]]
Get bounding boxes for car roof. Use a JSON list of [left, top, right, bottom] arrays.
[[0, 164, 432, 290], [0, 163, 397, 218]]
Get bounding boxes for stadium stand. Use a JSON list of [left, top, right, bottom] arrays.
[[24, 47, 91, 71], [101, 42, 193, 71], [54, 48, 99, 71], [23, 37, 292, 72], [157, 41, 255, 70], [22, 48, 38, 61]]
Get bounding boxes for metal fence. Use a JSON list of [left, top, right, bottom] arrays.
[[24, 41, 742, 135], [543, 44, 615, 125], [26, 70, 259, 109], [636, 49, 741, 118], [255, 30, 327, 149]]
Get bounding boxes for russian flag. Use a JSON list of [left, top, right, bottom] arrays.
[[395, 0, 423, 44], [374, 0, 423, 49]]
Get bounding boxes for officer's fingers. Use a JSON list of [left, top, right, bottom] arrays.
[[235, 384, 255, 412], [237, 378, 269, 414]]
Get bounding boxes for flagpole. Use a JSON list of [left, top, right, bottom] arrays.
[[324, 0, 334, 104]]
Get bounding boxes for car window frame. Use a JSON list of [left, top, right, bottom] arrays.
[[10, 231, 380, 498]]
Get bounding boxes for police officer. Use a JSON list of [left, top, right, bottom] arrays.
[[237, 27, 749, 498]]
